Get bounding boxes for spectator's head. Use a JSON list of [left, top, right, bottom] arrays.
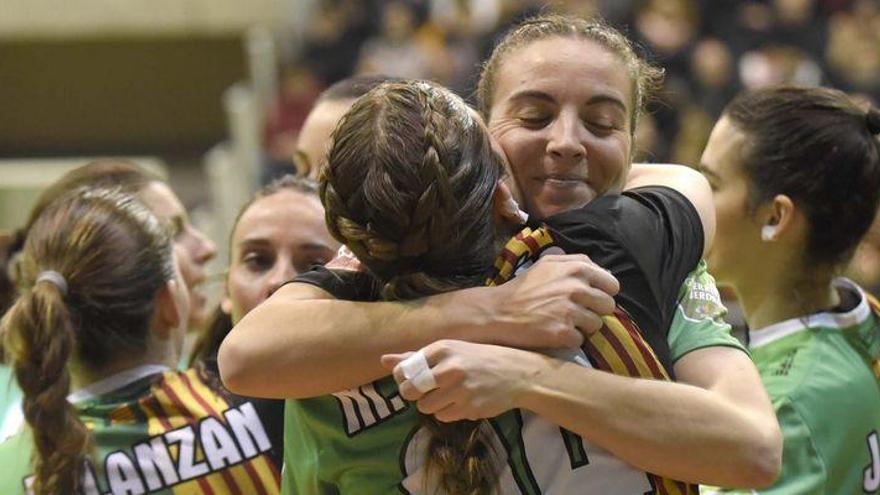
[[1, 188, 186, 494], [701, 86, 880, 287], [295, 75, 401, 179], [477, 13, 664, 218], [691, 38, 733, 89]]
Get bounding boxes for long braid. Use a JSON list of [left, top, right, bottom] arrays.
[[2, 283, 88, 494], [322, 80, 504, 493]]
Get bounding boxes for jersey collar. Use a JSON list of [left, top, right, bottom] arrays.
[[67, 364, 171, 404], [749, 277, 870, 349]]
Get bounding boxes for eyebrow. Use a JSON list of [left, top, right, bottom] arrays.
[[508, 90, 627, 113], [239, 237, 334, 251]]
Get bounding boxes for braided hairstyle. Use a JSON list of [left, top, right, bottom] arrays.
[[0, 188, 174, 494], [321, 80, 505, 493]]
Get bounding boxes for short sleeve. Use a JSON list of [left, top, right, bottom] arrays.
[[546, 186, 705, 371], [548, 186, 704, 326], [668, 260, 747, 362]]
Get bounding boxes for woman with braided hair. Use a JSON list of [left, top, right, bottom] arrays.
[[0, 188, 280, 494]]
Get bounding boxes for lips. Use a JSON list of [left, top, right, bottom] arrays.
[[538, 174, 588, 187]]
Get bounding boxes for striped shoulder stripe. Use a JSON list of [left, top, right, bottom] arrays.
[[584, 309, 669, 380]]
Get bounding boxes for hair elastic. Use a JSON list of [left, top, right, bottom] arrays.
[[35, 270, 68, 296]]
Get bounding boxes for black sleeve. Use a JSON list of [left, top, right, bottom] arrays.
[[542, 186, 703, 365], [291, 265, 383, 302]]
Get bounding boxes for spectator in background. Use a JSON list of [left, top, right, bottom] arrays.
[[826, 0, 880, 101], [190, 175, 339, 468], [357, 1, 439, 81]]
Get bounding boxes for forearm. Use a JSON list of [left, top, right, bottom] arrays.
[[517, 353, 780, 487], [219, 284, 488, 399]]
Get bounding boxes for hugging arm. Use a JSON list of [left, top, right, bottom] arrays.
[[386, 341, 781, 488], [218, 255, 618, 398]]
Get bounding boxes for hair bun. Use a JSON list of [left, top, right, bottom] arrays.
[[868, 107, 880, 135]]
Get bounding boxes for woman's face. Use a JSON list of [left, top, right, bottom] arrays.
[[223, 189, 339, 324], [138, 181, 217, 328], [700, 116, 762, 288], [488, 36, 634, 218]]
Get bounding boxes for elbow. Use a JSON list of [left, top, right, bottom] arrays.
[[217, 336, 256, 396], [741, 421, 783, 488]]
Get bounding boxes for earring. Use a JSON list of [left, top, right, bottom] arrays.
[[761, 225, 777, 242]]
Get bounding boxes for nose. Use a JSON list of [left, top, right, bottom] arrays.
[[266, 261, 297, 298], [192, 228, 218, 264], [546, 111, 586, 161]]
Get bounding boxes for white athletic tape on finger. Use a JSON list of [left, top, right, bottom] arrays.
[[400, 350, 430, 380], [409, 368, 438, 393], [399, 350, 438, 393]]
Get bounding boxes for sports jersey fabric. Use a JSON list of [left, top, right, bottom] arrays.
[[702, 278, 880, 495], [0, 365, 281, 494]]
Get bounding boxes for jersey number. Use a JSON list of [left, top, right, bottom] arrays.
[[332, 383, 406, 436]]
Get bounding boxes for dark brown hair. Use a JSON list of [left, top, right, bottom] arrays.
[[1, 188, 173, 494], [189, 174, 319, 368], [321, 80, 504, 493], [476, 13, 664, 135], [1, 159, 159, 321], [725, 86, 880, 267]]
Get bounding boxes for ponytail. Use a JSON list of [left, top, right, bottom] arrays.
[[1, 187, 173, 494], [2, 282, 90, 494]]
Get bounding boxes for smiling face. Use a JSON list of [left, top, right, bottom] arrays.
[[487, 36, 634, 218], [137, 181, 217, 328], [222, 189, 339, 324]]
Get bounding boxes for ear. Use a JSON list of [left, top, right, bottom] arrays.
[[154, 280, 184, 339], [760, 194, 796, 242], [493, 180, 528, 228]]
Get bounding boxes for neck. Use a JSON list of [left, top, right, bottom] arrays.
[[70, 345, 174, 391], [735, 264, 840, 331]]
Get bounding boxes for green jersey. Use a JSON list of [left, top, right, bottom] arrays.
[[702, 278, 880, 494], [0, 365, 280, 494]]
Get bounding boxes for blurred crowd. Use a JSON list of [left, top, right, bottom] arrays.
[[265, 0, 880, 170]]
